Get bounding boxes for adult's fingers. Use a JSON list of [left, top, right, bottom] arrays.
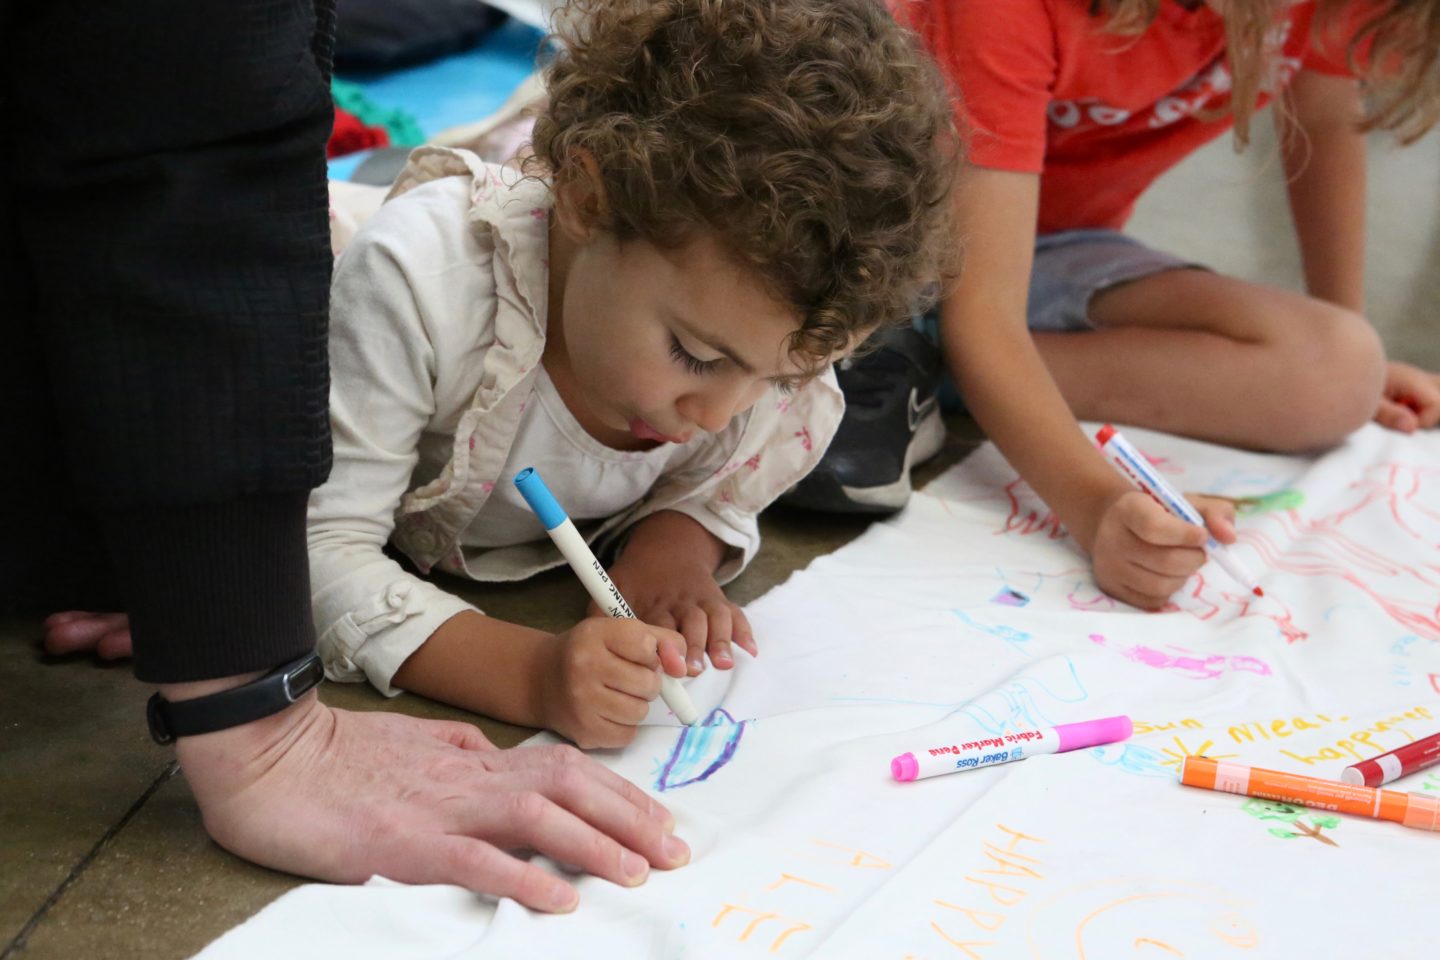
[[397, 833, 580, 913], [484, 743, 676, 832], [458, 764, 689, 875]]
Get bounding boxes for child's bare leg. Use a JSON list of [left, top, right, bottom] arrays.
[[1033, 269, 1385, 452]]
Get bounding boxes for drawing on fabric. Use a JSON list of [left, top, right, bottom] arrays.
[[1241, 799, 1339, 847], [1023, 879, 1260, 959], [1155, 737, 1239, 771], [953, 609, 1032, 655], [992, 586, 1032, 607], [1089, 741, 1176, 778], [957, 657, 1091, 736], [830, 657, 1091, 741], [655, 708, 748, 792], [1234, 461, 1440, 639], [1232, 489, 1305, 515], [1088, 634, 1273, 680], [995, 447, 1440, 644], [1066, 583, 1117, 612]]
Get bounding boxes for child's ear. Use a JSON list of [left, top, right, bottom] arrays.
[[552, 150, 609, 243]]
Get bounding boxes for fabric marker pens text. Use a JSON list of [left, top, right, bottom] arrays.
[[1342, 730, 1440, 787], [1181, 756, 1440, 832], [514, 467, 699, 725], [891, 715, 1132, 782], [1094, 424, 1263, 597]]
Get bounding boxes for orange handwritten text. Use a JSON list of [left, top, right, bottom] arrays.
[[710, 839, 892, 953], [929, 824, 1048, 957]]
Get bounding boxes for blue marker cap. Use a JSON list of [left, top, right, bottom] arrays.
[[514, 467, 568, 531]]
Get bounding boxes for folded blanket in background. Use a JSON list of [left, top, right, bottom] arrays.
[[335, 0, 509, 71]]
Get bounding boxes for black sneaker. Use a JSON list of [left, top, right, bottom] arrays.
[[780, 325, 945, 514]]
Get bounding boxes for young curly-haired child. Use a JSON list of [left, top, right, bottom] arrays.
[[305, 0, 958, 748]]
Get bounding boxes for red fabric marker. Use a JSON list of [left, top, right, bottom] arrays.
[[1341, 731, 1440, 787]]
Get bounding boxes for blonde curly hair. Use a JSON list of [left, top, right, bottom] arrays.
[[1099, 0, 1438, 147], [528, 0, 960, 373]]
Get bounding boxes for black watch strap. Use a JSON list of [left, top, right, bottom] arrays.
[[147, 651, 325, 745]]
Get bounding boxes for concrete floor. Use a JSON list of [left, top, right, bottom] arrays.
[[2, 122, 1435, 958]]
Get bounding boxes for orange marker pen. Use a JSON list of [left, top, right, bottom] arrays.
[[1181, 756, 1440, 833]]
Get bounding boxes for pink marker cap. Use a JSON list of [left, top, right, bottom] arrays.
[[891, 753, 919, 782], [1055, 715, 1132, 752]]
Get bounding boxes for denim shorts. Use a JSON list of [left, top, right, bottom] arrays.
[[916, 229, 1203, 407], [1026, 229, 1202, 332]]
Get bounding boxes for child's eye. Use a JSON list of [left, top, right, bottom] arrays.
[[669, 335, 722, 375]]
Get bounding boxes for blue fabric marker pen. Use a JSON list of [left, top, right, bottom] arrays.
[[514, 467, 700, 725], [1095, 424, 1263, 597]]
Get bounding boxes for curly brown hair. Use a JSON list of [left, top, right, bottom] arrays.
[[527, 0, 959, 373], [1098, 0, 1438, 147]]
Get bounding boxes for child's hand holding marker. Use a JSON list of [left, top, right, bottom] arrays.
[[516, 468, 702, 739], [1090, 490, 1238, 610], [1094, 425, 1259, 610], [603, 511, 758, 677], [539, 618, 689, 749]]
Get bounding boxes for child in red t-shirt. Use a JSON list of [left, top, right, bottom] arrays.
[[889, 0, 1440, 610]]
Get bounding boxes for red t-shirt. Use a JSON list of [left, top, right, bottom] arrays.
[[897, 0, 1354, 233]]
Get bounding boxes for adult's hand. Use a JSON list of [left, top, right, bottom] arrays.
[[173, 693, 691, 912]]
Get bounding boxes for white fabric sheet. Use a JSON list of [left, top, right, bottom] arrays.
[[198, 424, 1440, 959]]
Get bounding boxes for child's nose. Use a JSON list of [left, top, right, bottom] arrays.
[[679, 381, 761, 435]]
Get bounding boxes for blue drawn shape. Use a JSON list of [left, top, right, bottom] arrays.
[[831, 655, 1091, 734], [655, 707, 747, 792], [1390, 634, 1420, 656], [952, 609, 1032, 655], [1090, 741, 1175, 779]]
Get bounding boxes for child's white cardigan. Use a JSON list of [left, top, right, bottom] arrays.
[[309, 147, 845, 695]]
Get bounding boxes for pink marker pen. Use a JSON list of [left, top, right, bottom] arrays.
[[891, 716, 1133, 782]]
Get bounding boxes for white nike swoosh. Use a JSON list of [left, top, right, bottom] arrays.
[[907, 387, 938, 432]]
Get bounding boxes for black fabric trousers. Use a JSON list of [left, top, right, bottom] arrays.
[[0, 1, 337, 681]]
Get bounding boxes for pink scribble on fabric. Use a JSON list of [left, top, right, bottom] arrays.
[[776, 397, 793, 413], [1067, 584, 1116, 612], [796, 427, 813, 452], [744, 454, 762, 471], [1001, 477, 1067, 540], [481, 481, 495, 492], [1089, 633, 1272, 680], [530, 207, 547, 220]]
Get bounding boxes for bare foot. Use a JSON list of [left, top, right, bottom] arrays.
[[43, 611, 134, 660]]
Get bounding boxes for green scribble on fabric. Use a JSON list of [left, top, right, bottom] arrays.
[[1242, 798, 1339, 845], [1236, 489, 1305, 515]]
